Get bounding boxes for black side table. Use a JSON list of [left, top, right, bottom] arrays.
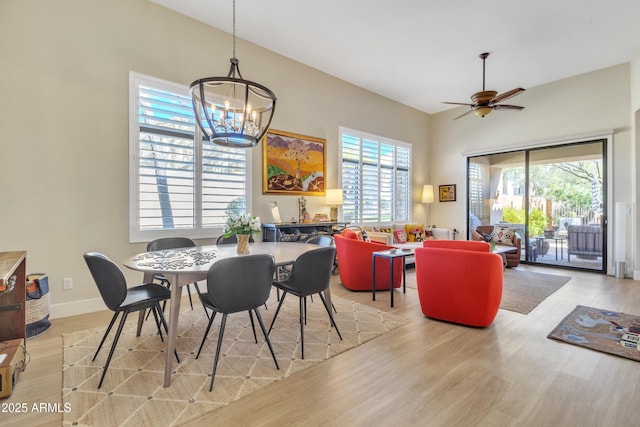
[[371, 248, 413, 307]]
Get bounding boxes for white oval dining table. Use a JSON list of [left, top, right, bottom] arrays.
[[123, 242, 325, 387]]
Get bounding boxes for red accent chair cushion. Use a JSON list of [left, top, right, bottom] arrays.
[[415, 240, 503, 327], [334, 234, 403, 291]]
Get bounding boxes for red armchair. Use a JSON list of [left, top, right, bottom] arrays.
[[334, 234, 403, 291], [415, 240, 503, 327]]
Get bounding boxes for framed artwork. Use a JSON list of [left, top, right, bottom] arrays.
[[439, 184, 456, 202], [262, 129, 326, 195]]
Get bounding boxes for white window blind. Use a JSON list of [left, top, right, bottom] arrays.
[[340, 127, 411, 223], [129, 73, 250, 242]]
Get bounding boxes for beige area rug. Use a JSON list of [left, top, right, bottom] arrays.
[[406, 268, 571, 315], [500, 269, 571, 314], [61, 290, 406, 426]]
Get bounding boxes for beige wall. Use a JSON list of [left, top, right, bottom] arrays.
[[0, 0, 429, 315], [429, 64, 633, 275]]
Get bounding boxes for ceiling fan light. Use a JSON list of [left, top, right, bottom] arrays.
[[473, 107, 493, 118]]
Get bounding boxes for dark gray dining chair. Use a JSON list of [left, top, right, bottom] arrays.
[[305, 234, 334, 246], [268, 246, 342, 359], [147, 237, 206, 316], [195, 254, 279, 391], [302, 235, 337, 312], [83, 252, 177, 388]]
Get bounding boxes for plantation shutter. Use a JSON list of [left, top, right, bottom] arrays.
[[340, 128, 411, 223], [138, 86, 196, 230], [131, 73, 249, 241]]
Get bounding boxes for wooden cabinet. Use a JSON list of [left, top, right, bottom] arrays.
[[261, 222, 349, 242], [0, 251, 27, 344]]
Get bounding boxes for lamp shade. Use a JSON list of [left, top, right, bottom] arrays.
[[421, 185, 434, 204], [326, 189, 343, 206], [473, 106, 493, 118]]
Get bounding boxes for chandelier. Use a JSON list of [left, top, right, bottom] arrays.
[[190, 0, 276, 148]]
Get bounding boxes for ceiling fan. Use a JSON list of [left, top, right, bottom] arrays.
[[443, 52, 525, 120]]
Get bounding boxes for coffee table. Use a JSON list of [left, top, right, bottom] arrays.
[[492, 244, 517, 270], [371, 248, 413, 307]]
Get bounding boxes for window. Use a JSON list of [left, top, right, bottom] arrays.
[[129, 72, 251, 242], [339, 127, 411, 223]]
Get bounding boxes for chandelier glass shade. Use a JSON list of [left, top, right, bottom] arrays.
[[190, 0, 276, 148]]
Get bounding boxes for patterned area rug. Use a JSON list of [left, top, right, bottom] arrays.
[[500, 270, 571, 314], [61, 291, 406, 426], [548, 305, 640, 362]]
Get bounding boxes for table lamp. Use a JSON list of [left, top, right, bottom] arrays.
[[326, 189, 343, 222], [422, 184, 434, 228]]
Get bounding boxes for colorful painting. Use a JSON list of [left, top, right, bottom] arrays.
[[262, 129, 326, 195], [439, 184, 456, 202]]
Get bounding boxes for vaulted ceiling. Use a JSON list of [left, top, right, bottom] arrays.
[[151, 0, 640, 114]]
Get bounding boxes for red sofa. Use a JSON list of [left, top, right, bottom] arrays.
[[334, 233, 403, 291], [415, 240, 503, 327]]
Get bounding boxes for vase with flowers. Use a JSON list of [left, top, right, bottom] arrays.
[[224, 214, 261, 254]]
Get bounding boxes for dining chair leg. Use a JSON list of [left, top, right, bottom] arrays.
[[253, 308, 279, 370], [186, 284, 194, 310], [156, 305, 180, 363], [209, 314, 228, 391], [193, 282, 210, 320], [150, 305, 164, 342], [93, 312, 119, 361], [196, 311, 217, 359], [319, 292, 342, 340], [299, 296, 305, 359], [248, 310, 258, 343], [98, 311, 129, 389], [267, 291, 287, 335]]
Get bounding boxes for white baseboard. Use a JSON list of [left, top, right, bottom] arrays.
[[49, 286, 199, 319], [50, 297, 106, 319]]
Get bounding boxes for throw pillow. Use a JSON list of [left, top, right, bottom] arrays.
[[481, 232, 494, 242], [405, 224, 425, 242], [491, 226, 516, 246], [379, 226, 393, 233], [393, 229, 408, 243]]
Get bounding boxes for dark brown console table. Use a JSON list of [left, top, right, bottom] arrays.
[[262, 222, 349, 242], [0, 251, 27, 345]]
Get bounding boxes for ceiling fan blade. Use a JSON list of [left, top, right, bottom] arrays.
[[453, 109, 475, 120], [493, 104, 525, 111], [490, 88, 525, 104], [442, 101, 475, 106]]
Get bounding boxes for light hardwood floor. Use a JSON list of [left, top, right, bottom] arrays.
[[3, 265, 640, 426]]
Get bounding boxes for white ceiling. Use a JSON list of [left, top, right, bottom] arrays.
[[150, 0, 640, 114]]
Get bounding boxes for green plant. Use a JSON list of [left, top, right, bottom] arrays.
[[502, 207, 524, 224], [223, 214, 261, 237], [528, 208, 547, 237], [500, 206, 547, 237]]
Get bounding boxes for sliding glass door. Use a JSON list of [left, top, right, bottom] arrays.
[[467, 140, 606, 272]]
